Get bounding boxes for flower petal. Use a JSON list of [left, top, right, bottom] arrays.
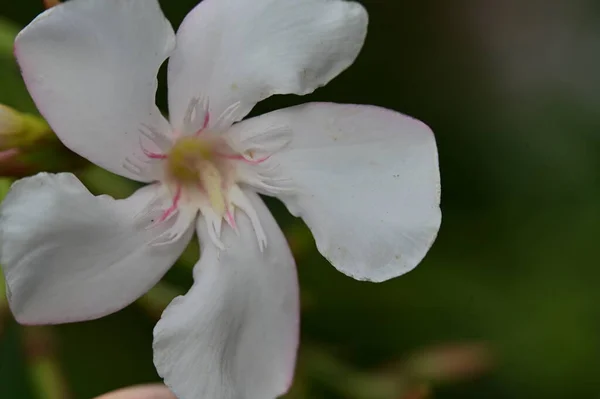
[[93, 384, 175, 399], [232, 103, 441, 282], [153, 190, 299, 399], [167, 0, 368, 130], [14, 0, 175, 181], [0, 173, 194, 324]]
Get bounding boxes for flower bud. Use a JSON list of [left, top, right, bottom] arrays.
[[407, 343, 493, 383], [0, 104, 52, 150], [43, 0, 61, 9], [0, 104, 23, 137]]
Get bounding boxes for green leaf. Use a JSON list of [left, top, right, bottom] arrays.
[[0, 17, 18, 55], [0, 321, 36, 399], [56, 307, 160, 398], [0, 17, 36, 113]]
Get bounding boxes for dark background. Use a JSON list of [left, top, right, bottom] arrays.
[[1, 0, 600, 398]]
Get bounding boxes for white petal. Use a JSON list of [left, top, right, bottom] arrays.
[[0, 173, 194, 324], [233, 103, 441, 282], [168, 0, 368, 130], [14, 0, 175, 182], [153, 190, 299, 399]]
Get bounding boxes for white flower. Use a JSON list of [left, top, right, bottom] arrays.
[[1, 0, 441, 398]]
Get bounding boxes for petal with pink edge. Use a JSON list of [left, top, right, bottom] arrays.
[[168, 0, 368, 130], [14, 0, 175, 181], [230, 103, 441, 282], [153, 190, 299, 399], [0, 173, 194, 324]]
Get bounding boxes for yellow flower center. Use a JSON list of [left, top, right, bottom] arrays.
[[166, 136, 214, 182], [165, 136, 229, 216]]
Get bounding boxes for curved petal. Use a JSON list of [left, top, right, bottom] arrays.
[[168, 0, 368, 130], [153, 190, 299, 399], [14, 0, 175, 181], [231, 103, 441, 282], [0, 173, 194, 324], [94, 384, 175, 399]]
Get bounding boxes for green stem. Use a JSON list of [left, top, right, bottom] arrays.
[[24, 327, 71, 399]]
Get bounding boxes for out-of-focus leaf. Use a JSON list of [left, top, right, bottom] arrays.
[[0, 17, 36, 112], [56, 307, 160, 399], [0, 17, 17, 54], [0, 104, 51, 150], [77, 166, 139, 199], [0, 321, 36, 399], [21, 327, 70, 399]]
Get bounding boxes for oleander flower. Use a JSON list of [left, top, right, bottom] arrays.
[[1, 0, 441, 398]]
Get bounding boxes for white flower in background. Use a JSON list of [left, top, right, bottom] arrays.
[[1, 0, 441, 397]]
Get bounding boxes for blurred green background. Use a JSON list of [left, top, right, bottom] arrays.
[[2, 0, 600, 398]]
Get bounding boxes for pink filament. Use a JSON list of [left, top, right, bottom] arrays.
[[142, 147, 167, 159], [226, 208, 237, 229], [195, 111, 210, 136], [159, 185, 182, 222], [139, 137, 167, 160]]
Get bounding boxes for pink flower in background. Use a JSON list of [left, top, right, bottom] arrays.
[[1, 0, 441, 397]]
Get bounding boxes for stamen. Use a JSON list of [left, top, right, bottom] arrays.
[[198, 162, 226, 216], [225, 207, 237, 232], [195, 100, 210, 136], [152, 231, 180, 246], [158, 184, 182, 223], [151, 208, 194, 247], [142, 149, 167, 160], [229, 186, 267, 251], [198, 204, 225, 250], [139, 137, 167, 160], [182, 97, 211, 136], [183, 97, 200, 132]]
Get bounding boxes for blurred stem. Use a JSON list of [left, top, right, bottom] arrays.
[[23, 327, 71, 399], [0, 273, 7, 340], [305, 347, 401, 399], [0, 273, 5, 304], [0, 178, 12, 339], [400, 384, 432, 399]]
